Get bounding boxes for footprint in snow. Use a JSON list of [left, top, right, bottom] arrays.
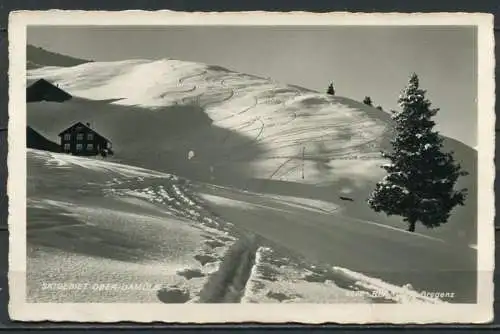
[[266, 291, 301, 303], [177, 268, 206, 280], [194, 254, 218, 266], [205, 239, 225, 249], [157, 286, 190, 303]]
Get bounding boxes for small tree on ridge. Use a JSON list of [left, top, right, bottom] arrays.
[[363, 96, 373, 106], [327, 82, 335, 96]]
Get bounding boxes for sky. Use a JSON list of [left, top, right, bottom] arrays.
[[28, 25, 478, 147]]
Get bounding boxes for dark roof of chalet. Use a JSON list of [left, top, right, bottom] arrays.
[[27, 126, 61, 153], [58, 122, 111, 142], [27, 78, 73, 101]]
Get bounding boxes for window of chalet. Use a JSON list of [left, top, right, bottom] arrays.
[[87, 133, 94, 140], [87, 143, 94, 150], [64, 134, 71, 141], [76, 133, 84, 141], [76, 144, 83, 151], [63, 143, 70, 151]]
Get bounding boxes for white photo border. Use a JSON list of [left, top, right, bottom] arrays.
[[7, 10, 496, 324]]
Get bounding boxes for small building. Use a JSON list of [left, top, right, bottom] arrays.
[[58, 122, 113, 157], [27, 78, 72, 103]]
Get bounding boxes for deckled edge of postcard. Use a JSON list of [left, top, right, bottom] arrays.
[[7, 10, 495, 324]]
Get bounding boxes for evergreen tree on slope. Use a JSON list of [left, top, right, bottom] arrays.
[[367, 73, 468, 232], [327, 82, 335, 95], [363, 96, 373, 106]]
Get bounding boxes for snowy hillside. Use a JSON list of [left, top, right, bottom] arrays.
[[27, 59, 392, 185], [27, 58, 476, 245], [28, 149, 458, 304]]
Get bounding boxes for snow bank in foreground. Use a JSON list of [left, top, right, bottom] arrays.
[[197, 235, 259, 303], [331, 267, 448, 304], [27, 200, 208, 302], [241, 247, 447, 304], [27, 197, 236, 303], [241, 247, 370, 303], [27, 149, 237, 303]]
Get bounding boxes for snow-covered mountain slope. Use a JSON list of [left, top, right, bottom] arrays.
[[28, 59, 392, 184], [27, 58, 476, 244]]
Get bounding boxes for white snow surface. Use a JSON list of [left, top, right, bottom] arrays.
[[30, 149, 171, 179], [25, 58, 477, 303], [331, 266, 448, 304], [27, 149, 236, 303], [27, 149, 431, 304], [241, 247, 446, 304], [198, 191, 338, 215], [241, 247, 370, 303], [28, 58, 391, 184]]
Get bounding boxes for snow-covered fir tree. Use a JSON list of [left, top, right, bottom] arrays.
[[327, 82, 335, 95], [367, 73, 468, 232]]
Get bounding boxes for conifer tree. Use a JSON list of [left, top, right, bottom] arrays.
[[363, 96, 373, 106], [327, 82, 335, 95], [367, 73, 468, 232]]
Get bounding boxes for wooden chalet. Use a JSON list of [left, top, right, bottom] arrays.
[[58, 122, 113, 157]]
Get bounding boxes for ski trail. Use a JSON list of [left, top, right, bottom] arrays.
[[178, 70, 208, 85], [197, 234, 259, 303], [272, 161, 303, 180], [269, 157, 295, 179], [267, 142, 307, 180], [213, 82, 259, 123], [220, 118, 259, 145], [216, 117, 265, 163], [158, 84, 197, 98]]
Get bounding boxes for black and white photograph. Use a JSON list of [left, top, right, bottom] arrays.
[[7, 11, 495, 323]]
